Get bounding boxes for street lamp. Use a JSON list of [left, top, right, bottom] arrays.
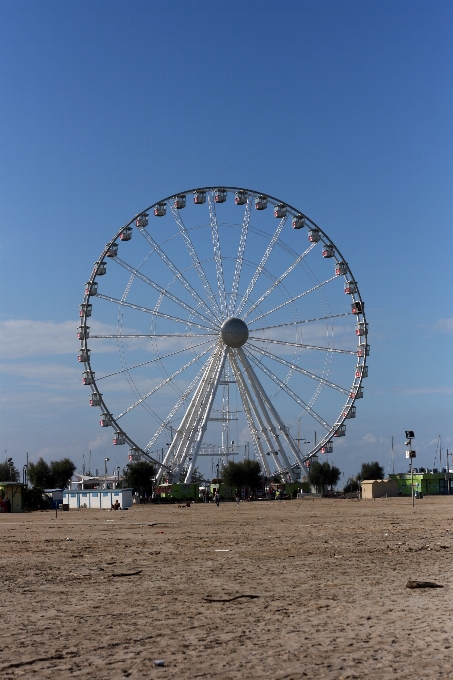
[[116, 466, 120, 487], [7, 457, 13, 481], [104, 457, 110, 489]]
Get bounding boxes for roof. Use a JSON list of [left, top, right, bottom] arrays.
[[0, 481, 25, 487], [361, 479, 397, 484]]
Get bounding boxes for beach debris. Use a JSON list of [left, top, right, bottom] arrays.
[[203, 594, 259, 603], [153, 660, 165, 667], [65, 537, 74, 541], [111, 570, 143, 578], [215, 549, 230, 552], [406, 580, 443, 589]]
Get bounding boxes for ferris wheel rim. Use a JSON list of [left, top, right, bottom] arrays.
[[79, 186, 368, 472]]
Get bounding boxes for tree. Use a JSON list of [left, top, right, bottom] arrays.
[[222, 460, 263, 491], [180, 465, 204, 483], [358, 461, 384, 481], [123, 461, 156, 496], [308, 461, 341, 495], [28, 458, 51, 487], [49, 458, 76, 488], [0, 460, 20, 482], [28, 457, 76, 488]]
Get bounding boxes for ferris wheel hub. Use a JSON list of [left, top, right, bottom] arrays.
[[220, 317, 249, 348]]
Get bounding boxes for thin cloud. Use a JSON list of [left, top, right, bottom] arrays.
[[436, 317, 453, 334]]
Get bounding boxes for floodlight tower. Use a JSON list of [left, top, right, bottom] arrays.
[[405, 431, 415, 507]]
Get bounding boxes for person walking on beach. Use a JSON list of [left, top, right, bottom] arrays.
[[235, 489, 241, 505], [214, 490, 220, 507]]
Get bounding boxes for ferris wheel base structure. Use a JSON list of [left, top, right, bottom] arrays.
[[78, 187, 368, 484]]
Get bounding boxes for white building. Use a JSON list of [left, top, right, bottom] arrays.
[[63, 488, 133, 509]]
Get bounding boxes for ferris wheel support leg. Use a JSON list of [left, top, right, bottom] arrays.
[[184, 350, 228, 483], [171, 345, 226, 481], [155, 345, 221, 484], [229, 352, 271, 476], [236, 348, 296, 481]]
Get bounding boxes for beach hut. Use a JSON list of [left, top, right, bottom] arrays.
[[0, 482, 24, 512], [361, 479, 398, 499]]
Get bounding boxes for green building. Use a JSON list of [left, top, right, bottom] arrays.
[[389, 471, 452, 496]]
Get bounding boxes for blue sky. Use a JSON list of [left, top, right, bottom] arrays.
[[0, 0, 451, 483]]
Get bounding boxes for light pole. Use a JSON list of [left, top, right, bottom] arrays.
[[405, 431, 415, 507], [7, 457, 13, 481], [104, 457, 110, 490], [117, 466, 120, 488]]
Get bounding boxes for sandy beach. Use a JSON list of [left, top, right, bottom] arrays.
[[1, 496, 452, 679]]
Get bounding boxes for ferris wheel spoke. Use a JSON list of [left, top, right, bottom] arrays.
[[113, 256, 215, 326], [183, 348, 228, 482], [90, 333, 217, 339], [115, 343, 216, 420], [235, 215, 287, 317], [247, 342, 349, 395], [137, 226, 219, 323], [251, 312, 352, 332], [170, 206, 223, 321], [229, 196, 252, 317], [207, 193, 227, 319], [156, 344, 225, 482], [144, 356, 214, 454], [96, 293, 218, 332], [247, 275, 337, 325], [241, 243, 317, 321], [248, 336, 357, 355], [95, 338, 216, 381], [243, 348, 331, 432]]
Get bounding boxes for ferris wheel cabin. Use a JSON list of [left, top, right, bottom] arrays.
[[322, 244, 335, 258], [77, 326, 89, 340], [292, 215, 305, 229], [334, 424, 346, 437], [89, 392, 102, 407], [154, 203, 166, 217], [320, 441, 333, 454], [82, 371, 94, 385], [100, 413, 113, 427], [235, 190, 248, 205], [128, 448, 140, 462], [174, 194, 186, 209], [344, 280, 357, 294], [343, 405, 357, 419], [85, 281, 98, 296], [120, 226, 132, 241], [351, 300, 364, 315], [255, 195, 268, 210], [355, 365, 368, 378], [80, 303, 92, 318], [308, 228, 320, 242], [105, 243, 118, 258], [274, 203, 287, 218], [335, 262, 348, 276], [214, 189, 227, 203], [78, 348, 90, 363], [135, 213, 148, 228], [193, 190, 206, 204], [113, 432, 126, 445]]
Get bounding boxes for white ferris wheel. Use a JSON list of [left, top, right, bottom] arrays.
[[79, 187, 368, 483]]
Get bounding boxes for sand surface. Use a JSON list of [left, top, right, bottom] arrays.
[[1, 497, 452, 679]]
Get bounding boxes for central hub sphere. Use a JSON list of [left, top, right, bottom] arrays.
[[220, 317, 249, 348]]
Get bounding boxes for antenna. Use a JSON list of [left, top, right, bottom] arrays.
[[392, 436, 394, 475]]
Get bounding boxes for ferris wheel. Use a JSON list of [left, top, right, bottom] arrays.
[[78, 187, 368, 483]]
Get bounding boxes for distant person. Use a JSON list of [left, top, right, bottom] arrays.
[[5, 497, 11, 513], [235, 489, 241, 505], [214, 490, 220, 507]]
